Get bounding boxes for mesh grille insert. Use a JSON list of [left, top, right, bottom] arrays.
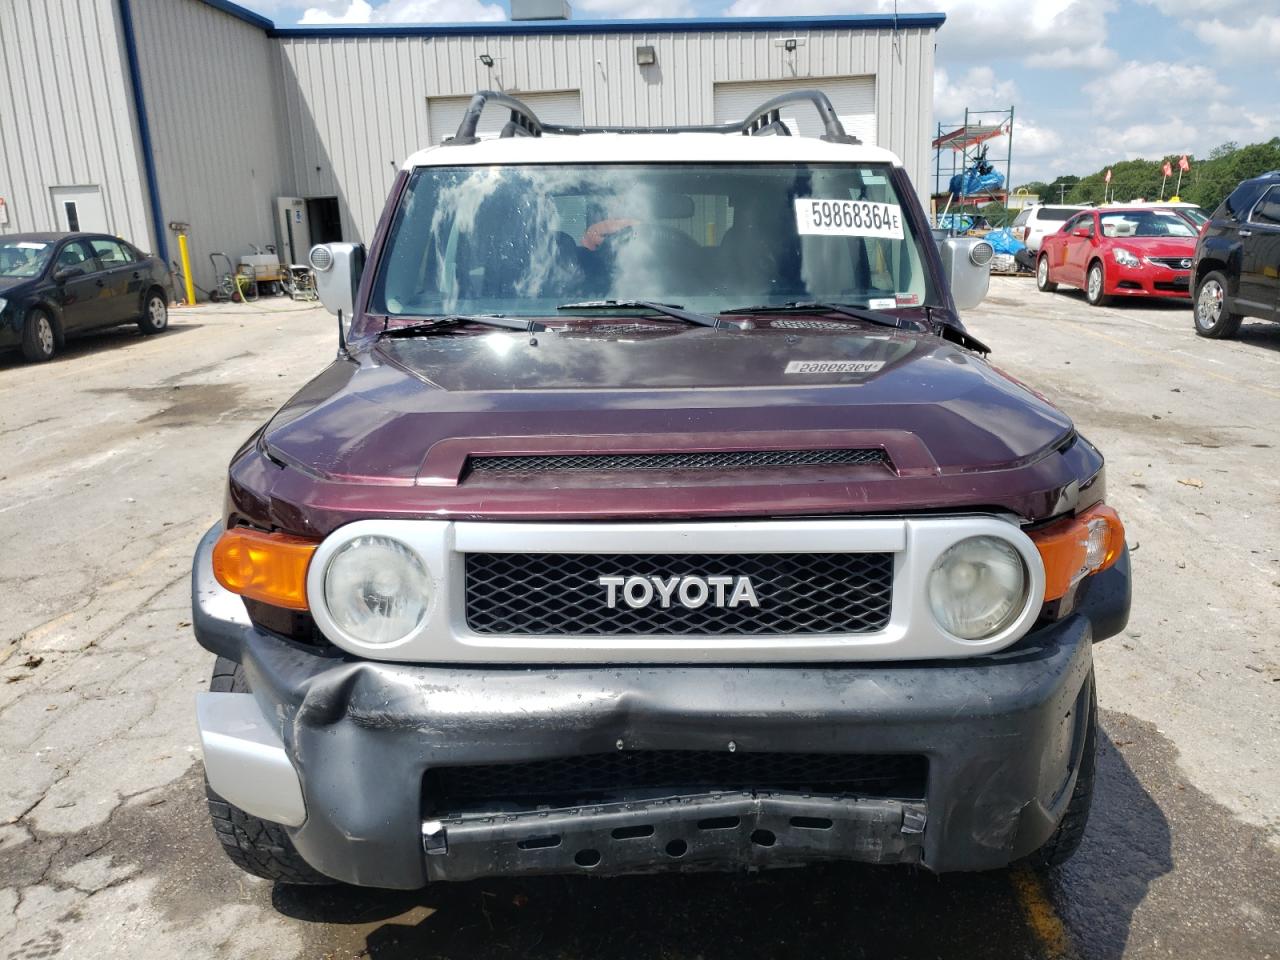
[[467, 448, 888, 475], [424, 751, 928, 812], [465, 552, 894, 636]]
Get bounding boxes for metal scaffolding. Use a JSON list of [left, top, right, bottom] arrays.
[[932, 106, 1014, 227]]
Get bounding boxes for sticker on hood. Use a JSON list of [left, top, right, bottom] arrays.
[[794, 198, 904, 239], [785, 359, 887, 374]]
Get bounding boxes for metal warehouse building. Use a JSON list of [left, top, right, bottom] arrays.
[[0, 0, 943, 295]]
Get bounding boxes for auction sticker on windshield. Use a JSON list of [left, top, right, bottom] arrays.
[[795, 198, 904, 239]]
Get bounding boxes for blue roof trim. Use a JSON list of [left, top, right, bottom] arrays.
[[196, 0, 275, 32], [270, 12, 946, 39]]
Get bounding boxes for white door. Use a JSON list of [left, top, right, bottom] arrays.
[[713, 78, 877, 146], [276, 197, 311, 266], [50, 185, 107, 233], [428, 90, 583, 144]]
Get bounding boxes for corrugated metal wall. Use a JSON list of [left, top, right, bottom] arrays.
[[129, 0, 289, 292], [0, 0, 150, 245], [276, 25, 936, 243]]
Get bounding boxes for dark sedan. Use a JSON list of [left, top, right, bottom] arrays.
[[0, 232, 170, 362]]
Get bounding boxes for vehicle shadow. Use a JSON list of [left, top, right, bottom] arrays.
[[0, 321, 202, 371], [1232, 319, 1280, 354], [273, 726, 1172, 960]]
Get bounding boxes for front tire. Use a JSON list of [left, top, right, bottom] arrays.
[[1025, 674, 1097, 869], [1036, 255, 1057, 292], [1085, 261, 1109, 306], [138, 291, 168, 335], [21, 308, 57, 363], [205, 657, 331, 885], [1193, 270, 1243, 339]]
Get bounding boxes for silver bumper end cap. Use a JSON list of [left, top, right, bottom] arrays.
[[196, 691, 306, 828]]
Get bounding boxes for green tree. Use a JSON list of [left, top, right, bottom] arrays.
[[1038, 138, 1280, 212]]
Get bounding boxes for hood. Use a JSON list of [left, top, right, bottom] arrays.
[[1109, 236, 1197, 256], [0, 275, 36, 295], [237, 324, 1094, 534]]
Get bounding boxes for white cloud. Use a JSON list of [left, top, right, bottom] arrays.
[[574, 0, 698, 16], [300, 0, 505, 23], [724, 0, 1118, 68], [1193, 16, 1280, 62], [1082, 60, 1227, 120], [933, 66, 1017, 121], [1014, 120, 1065, 161], [1135, 0, 1252, 18]]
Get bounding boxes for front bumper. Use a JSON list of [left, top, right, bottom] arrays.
[[1107, 261, 1191, 298], [193, 526, 1128, 888]]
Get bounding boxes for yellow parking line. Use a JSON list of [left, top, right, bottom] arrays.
[[1011, 866, 1073, 959]]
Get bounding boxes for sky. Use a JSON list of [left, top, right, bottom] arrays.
[[236, 0, 1279, 187]]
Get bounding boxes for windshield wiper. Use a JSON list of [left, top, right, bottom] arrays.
[[381, 314, 546, 336], [719, 301, 911, 331], [557, 299, 729, 329]]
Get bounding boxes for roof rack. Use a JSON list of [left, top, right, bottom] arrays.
[[447, 89, 860, 146]]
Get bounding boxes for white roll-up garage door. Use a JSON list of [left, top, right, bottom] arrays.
[[428, 90, 583, 144], [713, 78, 876, 147]]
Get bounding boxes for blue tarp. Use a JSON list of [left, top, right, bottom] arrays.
[[948, 168, 1006, 198], [983, 228, 1025, 255]]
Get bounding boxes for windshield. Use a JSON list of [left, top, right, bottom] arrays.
[[1099, 211, 1196, 238], [1174, 207, 1207, 226], [371, 163, 938, 318], [0, 240, 53, 278]]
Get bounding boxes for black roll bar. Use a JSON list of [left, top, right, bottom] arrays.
[[446, 88, 860, 146]]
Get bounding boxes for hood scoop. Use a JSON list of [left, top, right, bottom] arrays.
[[465, 447, 891, 479]]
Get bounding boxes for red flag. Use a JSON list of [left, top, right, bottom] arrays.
[[1104, 168, 1112, 183], [1162, 160, 1173, 177], [1178, 155, 1190, 172]]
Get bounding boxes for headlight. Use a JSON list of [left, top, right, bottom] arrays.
[[323, 535, 430, 645], [1112, 248, 1140, 267], [927, 536, 1028, 640], [0, 297, 7, 315]]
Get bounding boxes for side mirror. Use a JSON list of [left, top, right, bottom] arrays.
[[938, 237, 993, 311], [54, 266, 84, 282], [1073, 225, 1091, 237], [309, 243, 365, 321]]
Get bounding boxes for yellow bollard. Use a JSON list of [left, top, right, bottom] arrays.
[[177, 231, 196, 306]]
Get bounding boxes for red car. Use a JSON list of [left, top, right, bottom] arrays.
[[1036, 207, 1198, 305]]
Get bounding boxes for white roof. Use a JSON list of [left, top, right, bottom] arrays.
[[403, 132, 903, 169]]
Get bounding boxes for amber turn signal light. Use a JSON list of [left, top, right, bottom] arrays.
[[1029, 504, 1125, 602], [212, 527, 317, 611]]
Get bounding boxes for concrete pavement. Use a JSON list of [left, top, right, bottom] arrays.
[[0, 282, 1276, 959]]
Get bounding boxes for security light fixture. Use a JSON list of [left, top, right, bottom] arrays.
[[636, 45, 656, 66], [479, 53, 494, 67], [784, 38, 797, 52]]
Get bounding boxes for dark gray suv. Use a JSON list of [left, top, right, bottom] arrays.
[[1192, 171, 1280, 338]]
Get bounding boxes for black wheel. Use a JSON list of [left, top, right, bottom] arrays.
[[1193, 270, 1243, 339], [21, 308, 57, 363], [1085, 261, 1109, 306], [138, 291, 168, 335], [1025, 673, 1097, 869], [205, 657, 331, 885], [1036, 254, 1057, 292]]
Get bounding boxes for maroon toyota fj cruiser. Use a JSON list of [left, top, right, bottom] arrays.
[[193, 92, 1130, 888]]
